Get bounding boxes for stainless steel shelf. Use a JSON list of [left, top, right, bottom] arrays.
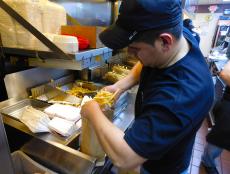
[[73, 47, 112, 61], [2, 47, 113, 70], [28, 58, 91, 70]]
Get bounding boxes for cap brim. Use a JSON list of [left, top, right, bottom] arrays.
[[99, 24, 134, 50]]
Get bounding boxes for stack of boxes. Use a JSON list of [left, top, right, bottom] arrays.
[[0, 0, 68, 51]]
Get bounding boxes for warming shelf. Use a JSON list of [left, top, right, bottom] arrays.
[[1, 47, 112, 70]]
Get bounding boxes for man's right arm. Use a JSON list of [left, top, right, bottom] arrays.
[[105, 61, 142, 97], [219, 60, 230, 86], [115, 61, 142, 91]]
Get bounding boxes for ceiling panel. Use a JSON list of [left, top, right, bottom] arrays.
[[189, 0, 230, 5]]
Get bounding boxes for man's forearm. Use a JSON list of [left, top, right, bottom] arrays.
[[89, 108, 145, 169], [114, 61, 142, 91]]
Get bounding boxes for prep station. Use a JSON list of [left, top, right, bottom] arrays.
[[0, 74, 136, 173], [0, 0, 136, 173], [1, 0, 230, 173]]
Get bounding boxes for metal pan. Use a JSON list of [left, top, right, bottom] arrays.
[[0, 99, 51, 121]]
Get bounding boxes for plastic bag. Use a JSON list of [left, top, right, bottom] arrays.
[[48, 117, 78, 137], [12, 151, 57, 174], [20, 106, 50, 133], [44, 103, 81, 121]]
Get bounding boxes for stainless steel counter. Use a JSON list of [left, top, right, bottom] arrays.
[[1, 96, 135, 146], [0, 90, 135, 145], [0, 98, 81, 146], [0, 97, 24, 109], [0, 90, 136, 174], [113, 93, 135, 132], [21, 138, 96, 174], [2, 114, 81, 146], [0, 98, 95, 174]]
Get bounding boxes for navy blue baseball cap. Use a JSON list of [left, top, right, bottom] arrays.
[[99, 0, 182, 50]]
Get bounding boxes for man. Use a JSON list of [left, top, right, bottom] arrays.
[[183, 18, 200, 44], [81, 0, 214, 173], [202, 61, 230, 174]]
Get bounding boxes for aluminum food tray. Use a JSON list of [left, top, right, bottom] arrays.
[[31, 75, 128, 119], [31, 75, 75, 100], [31, 75, 103, 102], [1, 99, 82, 145], [0, 99, 51, 121], [60, 81, 103, 93], [53, 83, 128, 119]]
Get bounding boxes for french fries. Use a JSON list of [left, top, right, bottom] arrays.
[[103, 71, 126, 83], [93, 90, 116, 108], [103, 65, 130, 83], [112, 65, 130, 75], [66, 86, 96, 98]]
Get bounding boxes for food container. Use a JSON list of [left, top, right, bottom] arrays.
[[0, 7, 17, 48], [8, 0, 44, 49], [42, 1, 66, 34], [33, 33, 55, 51], [53, 34, 79, 53], [61, 25, 105, 48]]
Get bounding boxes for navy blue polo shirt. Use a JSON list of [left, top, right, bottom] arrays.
[[124, 28, 214, 174]]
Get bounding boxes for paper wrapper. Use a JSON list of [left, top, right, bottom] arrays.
[[80, 95, 114, 165], [80, 117, 105, 164]]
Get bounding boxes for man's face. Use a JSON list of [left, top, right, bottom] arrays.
[[128, 40, 163, 68]]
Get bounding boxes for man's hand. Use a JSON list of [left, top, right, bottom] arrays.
[[103, 84, 124, 101], [80, 100, 101, 120]]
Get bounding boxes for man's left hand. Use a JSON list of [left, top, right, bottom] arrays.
[[81, 100, 101, 120]]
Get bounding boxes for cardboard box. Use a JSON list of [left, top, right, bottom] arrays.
[[61, 25, 106, 49]]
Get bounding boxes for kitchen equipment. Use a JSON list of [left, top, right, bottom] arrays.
[[0, 99, 50, 121], [53, 34, 79, 53], [39, 84, 82, 106]]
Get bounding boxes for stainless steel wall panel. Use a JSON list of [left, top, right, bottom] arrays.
[[4, 68, 71, 99], [53, 0, 113, 26], [0, 115, 15, 174], [21, 138, 96, 174]]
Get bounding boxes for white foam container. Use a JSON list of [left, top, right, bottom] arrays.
[[53, 35, 79, 53], [0, 0, 67, 51], [0, 1, 17, 47], [5, 0, 44, 49], [33, 33, 55, 51], [42, 1, 67, 34]]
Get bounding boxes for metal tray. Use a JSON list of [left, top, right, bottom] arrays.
[[60, 80, 104, 92], [0, 99, 51, 121], [113, 91, 128, 109], [31, 75, 104, 103], [102, 92, 128, 120], [31, 75, 75, 100]]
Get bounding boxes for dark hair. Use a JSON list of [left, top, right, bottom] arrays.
[[133, 22, 183, 45], [183, 19, 194, 31]]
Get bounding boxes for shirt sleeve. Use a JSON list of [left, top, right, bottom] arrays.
[[124, 104, 192, 160]]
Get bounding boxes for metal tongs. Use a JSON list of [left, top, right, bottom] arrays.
[[43, 85, 82, 106]]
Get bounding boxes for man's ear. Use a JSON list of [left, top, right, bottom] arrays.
[[159, 33, 173, 52]]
